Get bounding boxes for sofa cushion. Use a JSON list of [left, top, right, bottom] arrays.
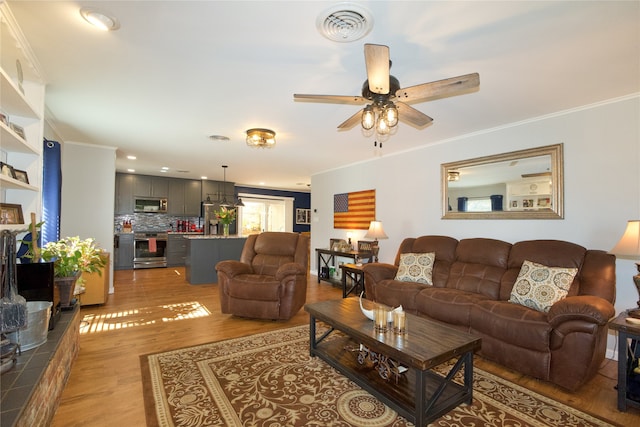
[[373, 279, 428, 313], [394, 252, 435, 284], [446, 238, 511, 299], [470, 299, 551, 352], [416, 287, 489, 327], [395, 236, 458, 287], [509, 260, 577, 313]]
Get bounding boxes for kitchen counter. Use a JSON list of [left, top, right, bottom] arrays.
[[184, 235, 247, 284]]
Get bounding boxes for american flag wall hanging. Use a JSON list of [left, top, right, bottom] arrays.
[[333, 189, 376, 229]]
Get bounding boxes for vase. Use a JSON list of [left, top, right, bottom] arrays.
[[55, 273, 81, 308], [222, 223, 230, 237]]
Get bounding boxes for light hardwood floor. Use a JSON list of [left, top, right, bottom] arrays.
[[50, 267, 639, 426]]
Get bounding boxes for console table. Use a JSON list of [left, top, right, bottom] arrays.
[[315, 248, 372, 286], [608, 312, 640, 411]]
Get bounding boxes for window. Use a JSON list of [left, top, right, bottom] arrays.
[[238, 194, 293, 235]]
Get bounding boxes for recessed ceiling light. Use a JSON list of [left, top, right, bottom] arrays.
[[201, 176, 208, 180], [80, 8, 120, 31], [161, 166, 169, 170], [127, 155, 136, 160], [127, 168, 135, 173]]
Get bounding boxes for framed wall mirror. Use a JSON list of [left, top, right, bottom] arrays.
[[442, 143, 564, 219]]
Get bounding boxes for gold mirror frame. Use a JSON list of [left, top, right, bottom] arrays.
[[442, 143, 564, 219]]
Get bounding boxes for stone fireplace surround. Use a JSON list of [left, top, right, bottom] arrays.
[[0, 307, 80, 426]]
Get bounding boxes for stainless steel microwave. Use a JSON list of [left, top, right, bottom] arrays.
[[134, 197, 168, 213]]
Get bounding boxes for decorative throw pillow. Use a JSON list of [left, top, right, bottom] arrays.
[[394, 252, 435, 285], [509, 260, 578, 313]]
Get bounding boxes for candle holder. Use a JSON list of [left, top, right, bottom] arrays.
[[374, 305, 388, 333], [393, 310, 406, 334]]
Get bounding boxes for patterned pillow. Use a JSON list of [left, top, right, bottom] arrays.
[[509, 260, 578, 312], [394, 252, 435, 285]]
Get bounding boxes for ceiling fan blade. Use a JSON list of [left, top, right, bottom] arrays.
[[364, 44, 390, 94], [396, 72, 480, 102], [396, 101, 433, 127], [294, 94, 367, 105], [337, 108, 364, 130]]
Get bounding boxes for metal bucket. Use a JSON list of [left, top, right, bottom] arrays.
[[7, 301, 52, 351]]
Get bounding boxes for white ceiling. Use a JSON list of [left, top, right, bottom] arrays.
[[7, 1, 639, 191]]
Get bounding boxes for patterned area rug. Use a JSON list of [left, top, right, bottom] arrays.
[[140, 325, 615, 427]]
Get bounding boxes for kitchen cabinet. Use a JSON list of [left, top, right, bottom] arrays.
[[114, 233, 134, 270], [0, 4, 45, 233], [168, 179, 201, 216], [115, 173, 135, 214], [80, 252, 110, 305], [134, 174, 169, 198], [167, 233, 188, 266], [201, 180, 235, 204]]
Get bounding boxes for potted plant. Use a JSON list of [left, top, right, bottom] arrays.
[[214, 206, 236, 237], [40, 236, 106, 308]]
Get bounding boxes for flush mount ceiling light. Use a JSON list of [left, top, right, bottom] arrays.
[[80, 8, 120, 31], [316, 3, 374, 42], [246, 128, 276, 148], [448, 171, 460, 182]]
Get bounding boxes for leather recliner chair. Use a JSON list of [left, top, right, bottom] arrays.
[[216, 232, 310, 320]]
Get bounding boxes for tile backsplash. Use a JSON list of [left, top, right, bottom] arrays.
[[114, 213, 201, 232]]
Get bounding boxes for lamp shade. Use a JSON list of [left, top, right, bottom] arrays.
[[611, 220, 640, 258], [364, 220, 388, 240]]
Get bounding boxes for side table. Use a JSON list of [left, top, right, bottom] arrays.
[[339, 263, 365, 298], [608, 312, 640, 411]]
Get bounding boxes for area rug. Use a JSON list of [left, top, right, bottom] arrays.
[[140, 325, 616, 427]]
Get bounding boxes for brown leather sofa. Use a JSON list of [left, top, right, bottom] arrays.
[[363, 236, 616, 391], [216, 232, 309, 320]]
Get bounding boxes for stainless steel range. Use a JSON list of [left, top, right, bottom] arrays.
[[133, 231, 168, 269]]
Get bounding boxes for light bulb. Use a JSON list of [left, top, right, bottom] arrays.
[[361, 105, 375, 130]]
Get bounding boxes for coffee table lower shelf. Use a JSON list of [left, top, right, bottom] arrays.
[[310, 331, 473, 426]]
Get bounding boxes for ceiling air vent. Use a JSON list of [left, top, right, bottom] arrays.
[[316, 3, 374, 42]]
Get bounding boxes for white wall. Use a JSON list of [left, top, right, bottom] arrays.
[[60, 141, 116, 293], [311, 95, 640, 358]]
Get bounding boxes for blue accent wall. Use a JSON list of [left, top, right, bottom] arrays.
[[235, 186, 311, 233]]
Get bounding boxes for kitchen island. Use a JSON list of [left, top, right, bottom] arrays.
[[184, 235, 247, 284]]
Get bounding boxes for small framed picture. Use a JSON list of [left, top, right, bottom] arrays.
[[0, 203, 24, 224], [296, 208, 311, 225], [0, 162, 16, 179], [13, 169, 29, 184], [10, 123, 25, 140]]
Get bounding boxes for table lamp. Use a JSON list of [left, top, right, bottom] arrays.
[[364, 220, 388, 262], [610, 220, 640, 318]]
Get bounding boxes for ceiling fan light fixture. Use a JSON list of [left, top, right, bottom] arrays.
[[246, 128, 276, 148], [376, 115, 390, 135], [361, 105, 375, 130], [80, 8, 120, 31], [382, 102, 398, 127]]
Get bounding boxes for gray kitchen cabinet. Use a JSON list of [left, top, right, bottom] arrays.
[[167, 234, 188, 266], [114, 233, 134, 270], [115, 173, 135, 214], [168, 179, 201, 216], [201, 180, 235, 204], [184, 180, 202, 215], [134, 175, 169, 197]]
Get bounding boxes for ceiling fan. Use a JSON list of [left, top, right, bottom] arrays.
[[294, 44, 479, 136]]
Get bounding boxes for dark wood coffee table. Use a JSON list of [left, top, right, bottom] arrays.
[[304, 298, 481, 426]]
